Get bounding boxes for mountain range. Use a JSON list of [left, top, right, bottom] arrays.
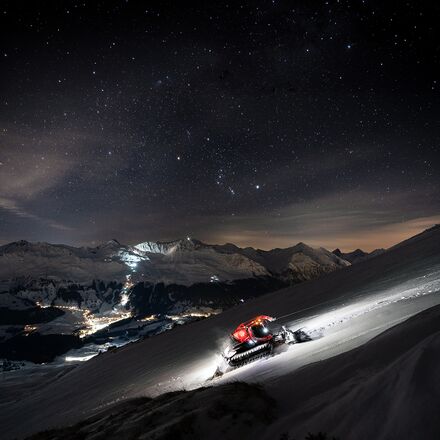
[[0, 238, 350, 285], [0, 238, 353, 318]]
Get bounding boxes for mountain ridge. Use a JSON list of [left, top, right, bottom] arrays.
[[332, 247, 386, 264], [0, 237, 350, 286]]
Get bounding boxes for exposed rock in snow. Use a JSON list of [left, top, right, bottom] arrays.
[[0, 291, 34, 310], [134, 237, 204, 254]]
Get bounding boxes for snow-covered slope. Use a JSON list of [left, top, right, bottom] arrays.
[[264, 304, 440, 440], [27, 305, 440, 440], [0, 240, 139, 284], [25, 382, 277, 440], [1, 225, 439, 439], [236, 242, 350, 281], [134, 239, 270, 285]]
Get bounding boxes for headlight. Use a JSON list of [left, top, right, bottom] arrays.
[[223, 346, 236, 358]]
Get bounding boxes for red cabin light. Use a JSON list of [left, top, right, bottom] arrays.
[[232, 328, 250, 343]]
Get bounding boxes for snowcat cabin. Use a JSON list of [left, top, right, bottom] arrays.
[[231, 315, 275, 343]]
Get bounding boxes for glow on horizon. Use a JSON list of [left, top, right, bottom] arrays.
[[215, 216, 440, 252]]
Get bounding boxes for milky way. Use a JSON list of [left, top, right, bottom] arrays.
[[0, 1, 439, 250]]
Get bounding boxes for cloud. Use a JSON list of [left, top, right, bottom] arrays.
[[0, 197, 72, 231], [0, 127, 81, 231], [64, 185, 440, 253], [199, 189, 440, 251]]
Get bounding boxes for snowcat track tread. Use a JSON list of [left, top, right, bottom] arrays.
[[227, 342, 273, 368]]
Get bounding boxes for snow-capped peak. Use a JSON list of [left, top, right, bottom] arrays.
[[134, 238, 204, 255]]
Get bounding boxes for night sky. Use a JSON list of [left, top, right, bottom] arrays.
[[1, 1, 439, 251]]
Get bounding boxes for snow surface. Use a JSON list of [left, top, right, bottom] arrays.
[[20, 307, 440, 440], [23, 382, 276, 440], [1, 226, 440, 439]]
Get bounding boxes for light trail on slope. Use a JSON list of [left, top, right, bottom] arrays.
[[184, 265, 440, 390]]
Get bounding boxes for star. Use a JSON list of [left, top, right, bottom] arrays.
[[0, 0, 437, 253]]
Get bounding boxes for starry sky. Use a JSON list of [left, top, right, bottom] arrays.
[[0, 1, 439, 251]]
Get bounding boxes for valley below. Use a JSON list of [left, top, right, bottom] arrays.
[[0, 237, 348, 369]]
